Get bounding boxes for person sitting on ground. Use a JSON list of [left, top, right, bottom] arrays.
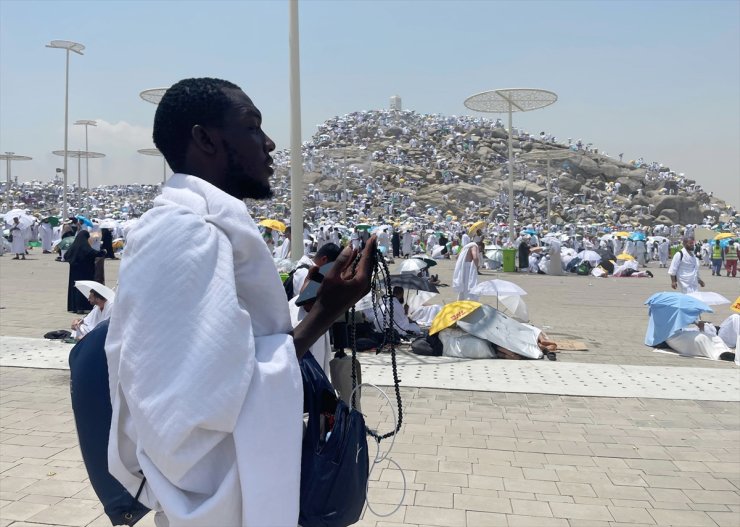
[[664, 318, 732, 361], [388, 286, 421, 336], [71, 289, 113, 340]]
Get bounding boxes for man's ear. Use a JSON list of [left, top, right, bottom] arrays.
[[191, 125, 218, 155]]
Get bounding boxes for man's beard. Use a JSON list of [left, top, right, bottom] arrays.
[[223, 141, 273, 200]]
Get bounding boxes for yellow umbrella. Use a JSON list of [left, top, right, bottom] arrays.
[[614, 231, 630, 237], [429, 301, 482, 335], [732, 296, 740, 313], [259, 219, 286, 232], [714, 232, 735, 241], [468, 221, 485, 235], [616, 253, 635, 261]]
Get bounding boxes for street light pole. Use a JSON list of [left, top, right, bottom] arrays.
[[289, 0, 304, 260], [546, 151, 551, 225], [507, 101, 514, 243], [46, 40, 85, 218]]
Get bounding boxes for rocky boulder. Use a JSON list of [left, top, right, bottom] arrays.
[[654, 214, 675, 226], [650, 195, 704, 224]]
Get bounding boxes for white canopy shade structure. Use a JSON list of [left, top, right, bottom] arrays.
[[46, 40, 85, 218], [0, 152, 32, 190], [74, 120, 97, 189], [464, 88, 557, 244], [52, 150, 105, 192], [140, 87, 169, 105], [137, 148, 169, 184]]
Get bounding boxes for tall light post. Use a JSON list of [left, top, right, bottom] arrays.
[[52, 150, 105, 209], [137, 148, 168, 184], [0, 153, 32, 191], [464, 89, 557, 244], [289, 0, 304, 260], [46, 40, 85, 218], [74, 119, 97, 189]]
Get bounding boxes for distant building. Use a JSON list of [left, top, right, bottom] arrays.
[[389, 95, 402, 111]]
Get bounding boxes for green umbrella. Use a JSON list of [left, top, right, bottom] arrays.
[[44, 216, 60, 227], [355, 224, 371, 231], [55, 237, 74, 252]]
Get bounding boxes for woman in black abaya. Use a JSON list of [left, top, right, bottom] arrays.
[[518, 237, 530, 271], [66, 231, 107, 313]]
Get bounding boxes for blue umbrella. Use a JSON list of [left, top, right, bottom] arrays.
[[628, 232, 646, 241], [523, 229, 537, 235], [76, 215, 94, 227], [644, 292, 713, 346]]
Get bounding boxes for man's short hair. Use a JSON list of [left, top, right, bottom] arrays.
[[153, 77, 241, 171], [315, 242, 341, 262], [392, 286, 404, 297]]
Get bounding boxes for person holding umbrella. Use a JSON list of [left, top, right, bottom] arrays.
[[668, 236, 705, 293], [9, 217, 26, 260]]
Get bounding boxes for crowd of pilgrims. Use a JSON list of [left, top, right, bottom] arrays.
[[2, 109, 735, 240]]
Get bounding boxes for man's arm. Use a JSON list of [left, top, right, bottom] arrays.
[[292, 237, 377, 358]]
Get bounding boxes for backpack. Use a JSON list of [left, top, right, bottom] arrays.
[[283, 264, 311, 300]]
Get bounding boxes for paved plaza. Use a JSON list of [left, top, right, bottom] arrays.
[[1, 252, 739, 526]]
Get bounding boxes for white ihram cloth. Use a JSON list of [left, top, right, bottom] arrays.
[[74, 299, 113, 340], [452, 242, 479, 301], [40, 222, 54, 252], [9, 225, 25, 253], [105, 174, 303, 526], [668, 248, 701, 293]]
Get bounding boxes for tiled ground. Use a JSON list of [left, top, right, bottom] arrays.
[[2, 367, 739, 527]]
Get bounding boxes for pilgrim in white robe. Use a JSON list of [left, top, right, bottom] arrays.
[[40, 222, 54, 252], [275, 237, 291, 259], [452, 242, 480, 301], [401, 232, 413, 256], [658, 240, 669, 267], [9, 225, 26, 254], [105, 174, 303, 527], [718, 314, 739, 349], [548, 240, 563, 275], [74, 299, 113, 340]]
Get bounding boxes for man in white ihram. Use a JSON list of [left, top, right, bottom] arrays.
[[668, 236, 705, 294], [453, 241, 483, 301], [105, 78, 376, 527]]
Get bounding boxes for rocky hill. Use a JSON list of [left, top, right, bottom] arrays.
[[268, 110, 735, 227]]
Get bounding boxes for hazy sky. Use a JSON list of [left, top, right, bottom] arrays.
[[1, 0, 738, 208]]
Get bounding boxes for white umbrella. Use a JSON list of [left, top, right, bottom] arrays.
[[470, 279, 527, 297], [3, 209, 34, 228], [687, 291, 731, 306], [99, 218, 119, 229], [576, 250, 602, 265], [398, 258, 427, 273], [75, 280, 115, 301], [499, 295, 529, 323]]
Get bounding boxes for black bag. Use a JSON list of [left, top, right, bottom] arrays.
[[411, 333, 443, 356], [284, 264, 311, 299], [68, 320, 149, 526], [44, 329, 71, 340], [299, 352, 369, 527]]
